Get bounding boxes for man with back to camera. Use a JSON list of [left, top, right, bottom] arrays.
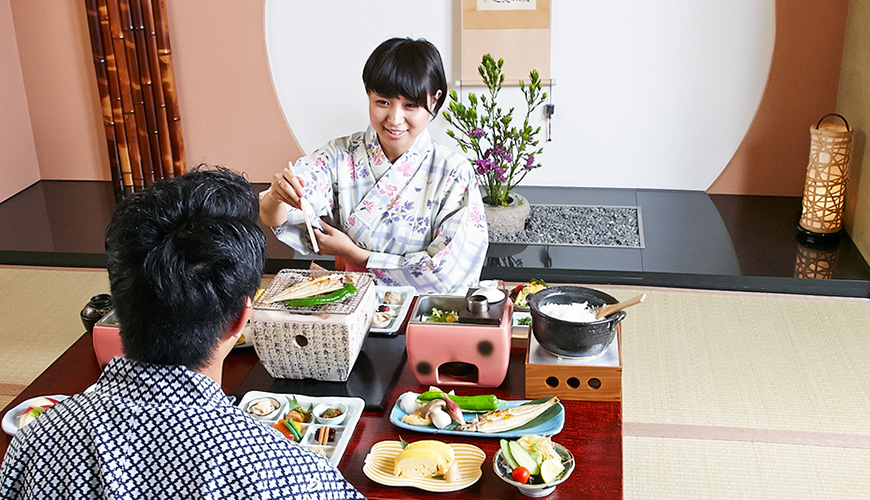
[[0, 167, 365, 499]]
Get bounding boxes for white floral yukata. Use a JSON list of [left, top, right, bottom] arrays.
[[271, 126, 488, 295]]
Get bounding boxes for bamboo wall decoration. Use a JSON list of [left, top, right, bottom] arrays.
[[84, 0, 185, 198]]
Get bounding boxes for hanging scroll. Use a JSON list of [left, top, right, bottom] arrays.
[[460, 0, 551, 86]]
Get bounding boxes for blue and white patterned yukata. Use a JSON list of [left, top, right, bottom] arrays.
[[0, 358, 364, 500], [269, 126, 488, 295]]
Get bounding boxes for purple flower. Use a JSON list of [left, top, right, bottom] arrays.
[[469, 128, 485, 138], [475, 158, 494, 175], [493, 166, 508, 182], [493, 145, 512, 163], [524, 155, 535, 170]]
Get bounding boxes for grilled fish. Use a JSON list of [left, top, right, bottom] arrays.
[[457, 396, 559, 433], [266, 273, 346, 303]]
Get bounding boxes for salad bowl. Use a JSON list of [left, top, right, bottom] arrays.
[[492, 442, 575, 497]]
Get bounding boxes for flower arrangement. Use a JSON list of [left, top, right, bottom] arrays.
[[443, 54, 547, 207]]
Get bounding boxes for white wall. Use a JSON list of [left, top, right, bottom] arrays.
[[265, 0, 774, 191]]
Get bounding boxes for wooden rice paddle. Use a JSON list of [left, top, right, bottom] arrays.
[[595, 293, 647, 319]]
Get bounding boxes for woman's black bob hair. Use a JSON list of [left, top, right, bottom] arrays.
[[362, 37, 447, 118]]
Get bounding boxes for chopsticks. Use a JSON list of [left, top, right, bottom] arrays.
[[287, 162, 320, 254]]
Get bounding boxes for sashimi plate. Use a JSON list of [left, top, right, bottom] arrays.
[[389, 398, 564, 439], [363, 440, 484, 492]]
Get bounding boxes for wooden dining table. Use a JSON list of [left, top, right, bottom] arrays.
[[1, 327, 622, 499]]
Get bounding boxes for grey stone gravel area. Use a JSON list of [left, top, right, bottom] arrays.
[[490, 205, 642, 247]]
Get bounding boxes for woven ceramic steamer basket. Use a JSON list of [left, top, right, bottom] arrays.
[[250, 270, 376, 382]]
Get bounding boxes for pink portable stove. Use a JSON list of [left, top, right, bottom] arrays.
[[92, 310, 124, 368], [405, 289, 513, 388]]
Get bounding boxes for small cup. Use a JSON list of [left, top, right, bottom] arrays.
[[312, 402, 348, 425], [467, 295, 489, 314]]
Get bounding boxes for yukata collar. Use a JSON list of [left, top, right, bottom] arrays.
[[95, 357, 229, 407], [365, 126, 433, 165]]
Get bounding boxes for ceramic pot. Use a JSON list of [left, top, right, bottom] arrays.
[[528, 286, 625, 359], [81, 294, 113, 336], [484, 193, 531, 239]]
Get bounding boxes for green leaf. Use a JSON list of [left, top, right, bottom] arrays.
[[511, 401, 562, 431]]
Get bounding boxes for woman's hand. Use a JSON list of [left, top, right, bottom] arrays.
[[259, 166, 306, 227], [314, 219, 371, 266], [269, 167, 306, 210]]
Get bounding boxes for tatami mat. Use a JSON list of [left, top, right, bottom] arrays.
[[624, 437, 870, 499], [0, 267, 273, 405], [0, 267, 110, 394], [607, 286, 870, 433], [597, 285, 870, 499]]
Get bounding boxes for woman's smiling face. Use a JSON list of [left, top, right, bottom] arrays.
[[368, 91, 435, 163]]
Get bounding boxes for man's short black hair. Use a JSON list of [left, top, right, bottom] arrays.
[[362, 37, 448, 118], [105, 166, 266, 369]]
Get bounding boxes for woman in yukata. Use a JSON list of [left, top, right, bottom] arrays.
[[259, 37, 489, 295]]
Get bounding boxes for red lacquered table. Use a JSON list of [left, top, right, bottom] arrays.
[[1, 334, 622, 499]]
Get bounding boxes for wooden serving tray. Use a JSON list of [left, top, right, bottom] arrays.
[[525, 324, 622, 402]]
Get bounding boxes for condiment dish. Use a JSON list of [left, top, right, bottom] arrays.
[[313, 402, 348, 425], [244, 396, 282, 420]]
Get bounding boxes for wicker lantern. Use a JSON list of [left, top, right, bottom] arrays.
[[798, 114, 852, 239]]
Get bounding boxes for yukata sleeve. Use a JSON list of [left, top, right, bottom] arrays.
[[0, 430, 34, 498], [264, 144, 340, 255], [366, 171, 489, 295]]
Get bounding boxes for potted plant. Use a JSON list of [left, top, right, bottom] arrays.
[[443, 54, 547, 237]]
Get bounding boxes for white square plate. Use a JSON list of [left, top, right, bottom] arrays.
[[237, 391, 364, 466], [369, 286, 416, 335]]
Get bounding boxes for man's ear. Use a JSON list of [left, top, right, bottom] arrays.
[[227, 297, 253, 337]]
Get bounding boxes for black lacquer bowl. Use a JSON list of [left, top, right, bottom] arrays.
[[527, 286, 625, 358]]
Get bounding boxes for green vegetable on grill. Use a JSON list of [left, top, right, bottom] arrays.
[[285, 283, 357, 306]]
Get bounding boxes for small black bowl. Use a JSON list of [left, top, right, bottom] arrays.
[[527, 286, 625, 358]]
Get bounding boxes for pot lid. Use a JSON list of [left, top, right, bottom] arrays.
[[470, 280, 505, 303]]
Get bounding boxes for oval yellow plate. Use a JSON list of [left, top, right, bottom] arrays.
[[363, 440, 485, 492]]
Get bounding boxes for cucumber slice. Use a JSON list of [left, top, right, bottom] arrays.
[[508, 441, 540, 476], [500, 439, 519, 469]]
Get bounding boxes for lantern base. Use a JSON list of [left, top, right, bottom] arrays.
[[796, 224, 841, 248]]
